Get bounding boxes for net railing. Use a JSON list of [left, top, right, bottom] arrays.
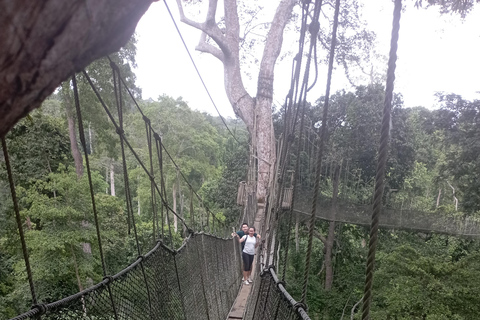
[[10, 233, 242, 320], [244, 266, 310, 320]]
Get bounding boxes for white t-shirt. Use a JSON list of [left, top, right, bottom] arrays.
[[242, 235, 256, 255]]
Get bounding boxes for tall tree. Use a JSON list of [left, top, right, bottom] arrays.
[[175, 0, 376, 203], [176, 0, 296, 200]]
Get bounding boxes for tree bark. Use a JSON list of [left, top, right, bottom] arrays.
[[325, 164, 340, 290], [88, 122, 93, 154], [138, 193, 141, 216], [110, 162, 115, 196], [176, 0, 295, 202], [0, 0, 153, 138], [173, 182, 178, 233], [63, 83, 84, 177], [436, 187, 441, 208], [295, 212, 300, 253]]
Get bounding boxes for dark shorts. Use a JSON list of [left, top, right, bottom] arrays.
[[242, 252, 255, 272]]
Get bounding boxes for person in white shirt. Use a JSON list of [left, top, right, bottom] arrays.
[[238, 227, 259, 285]]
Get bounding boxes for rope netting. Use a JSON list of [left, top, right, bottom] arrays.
[[10, 233, 241, 320], [244, 267, 310, 320]]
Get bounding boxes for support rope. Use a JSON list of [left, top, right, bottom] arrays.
[[81, 70, 191, 232], [361, 1, 402, 318], [106, 57, 227, 233], [267, 0, 318, 270], [280, 0, 324, 278], [110, 65, 155, 318], [72, 75, 119, 319], [1, 137, 38, 306], [301, 0, 341, 305]]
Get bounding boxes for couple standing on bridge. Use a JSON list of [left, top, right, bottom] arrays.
[[232, 223, 261, 285]]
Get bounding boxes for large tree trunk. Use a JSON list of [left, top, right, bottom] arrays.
[[62, 83, 84, 177], [324, 221, 336, 290], [105, 166, 109, 194], [0, 0, 153, 138], [176, 0, 295, 204], [255, 100, 275, 201], [325, 164, 340, 290]]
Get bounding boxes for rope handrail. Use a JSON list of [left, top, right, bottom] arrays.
[[279, 0, 319, 281], [248, 266, 311, 320]]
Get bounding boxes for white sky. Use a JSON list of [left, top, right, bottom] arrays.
[[134, 0, 480, 119]]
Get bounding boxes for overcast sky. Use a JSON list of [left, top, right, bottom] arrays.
[[134, 0, 480, 119]]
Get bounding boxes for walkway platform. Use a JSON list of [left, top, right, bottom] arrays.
[[226, 204, 264, 320], [227, 282, 252, 319]]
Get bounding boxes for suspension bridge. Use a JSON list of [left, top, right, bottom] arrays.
[[292, 196, 480, 238], [2, 0, 471, 319]]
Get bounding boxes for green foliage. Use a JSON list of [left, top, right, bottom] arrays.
[[279, 88, 480, 320], [372, 240, 480, 319], [1, 112, 72, 187], [434, 95, 480, 213], [0, 86, 242, 317]]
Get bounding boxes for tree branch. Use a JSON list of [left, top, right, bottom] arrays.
[[224, 0, 240, 41], [314, 230, 326, 244], [196, 32, 224, 61], [446, 180, 458, 211], [176, 0, 230, 58], [257, 0, 296, 100], [351, 296, 363, 320], [205, 0, 218, 25], [175, 0, 203, 30], [340, 294, 352, 320]]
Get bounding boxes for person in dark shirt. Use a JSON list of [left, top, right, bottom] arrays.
[[233, 223, 260, 249]]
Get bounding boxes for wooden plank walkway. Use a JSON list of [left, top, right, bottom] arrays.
[[226, 204, 264, 320]]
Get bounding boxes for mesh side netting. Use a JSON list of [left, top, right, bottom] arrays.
[[244, 266, 310, 320], [10, 233, 241, 320]]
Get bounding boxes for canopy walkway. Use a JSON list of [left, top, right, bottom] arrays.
[[4, 52, 311, 320], [4, 0, 459, 319]]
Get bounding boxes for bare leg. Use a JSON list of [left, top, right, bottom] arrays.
[[247, 255, 253, 280]]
